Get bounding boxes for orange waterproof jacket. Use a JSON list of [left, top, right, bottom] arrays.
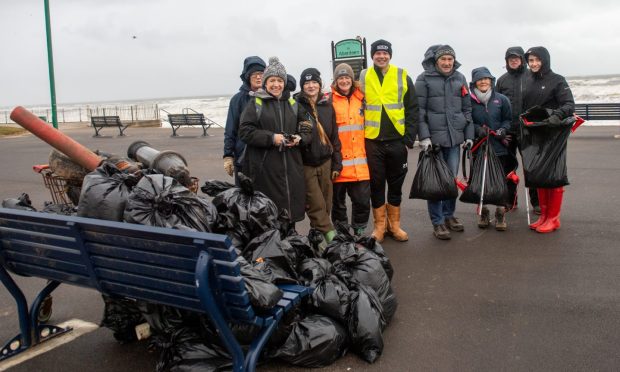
[[331, 87, 370, 183]]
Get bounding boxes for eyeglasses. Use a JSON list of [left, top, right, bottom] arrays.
[[250, 72, 264, 78]]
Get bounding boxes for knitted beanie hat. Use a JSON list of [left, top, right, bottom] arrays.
[[262, 56, 287, 87], [370, 39, 392, 57], [435, 45, 456, 61], [299, 67, 322, 89], [334, 63, 354, 80]]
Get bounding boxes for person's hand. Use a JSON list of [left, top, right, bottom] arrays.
[[547, 114, 562, 125], [289, 134, 301, 146], [494, 128, 506, 139], [501, 134, 513, 147], [331, 171, 340, 180], [419, 138, 432, 151], [223, 156, 234, 177], [273, 133, 285, 146], [462, 139, 474, 150], [299, 121, 313, 134]]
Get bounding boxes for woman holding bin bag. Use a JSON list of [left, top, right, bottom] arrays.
[[520, 46, 575, 233], [469, 67, 514, 230]]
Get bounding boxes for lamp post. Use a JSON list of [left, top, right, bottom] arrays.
[[44, 0, 58, 129]]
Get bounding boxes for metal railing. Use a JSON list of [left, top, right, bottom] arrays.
[[0, 103, 160, 124]]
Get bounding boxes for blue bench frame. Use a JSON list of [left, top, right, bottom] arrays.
[[0, 207, 310, 371]]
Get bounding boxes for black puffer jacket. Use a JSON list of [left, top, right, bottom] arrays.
[[294, 92, 342, 172], [239, 89, 312, 222], [496, 47, 527, 131], [522, 46, 575, 119]]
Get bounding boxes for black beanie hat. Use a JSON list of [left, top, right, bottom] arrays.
[[299, 67, 322, 89], [370, 39, 392, 58]]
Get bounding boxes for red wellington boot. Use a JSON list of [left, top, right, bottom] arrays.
[[536, 187, 564, 233], [529, 188, 549, 230]]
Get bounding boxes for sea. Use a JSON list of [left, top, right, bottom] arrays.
[[1, 74, 619, 126]]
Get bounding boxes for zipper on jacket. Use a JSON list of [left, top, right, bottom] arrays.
[[276, 100, 293, 217]]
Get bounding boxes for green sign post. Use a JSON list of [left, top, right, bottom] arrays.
[[334, 39, 363, 59], [331, 37, 367, 80], [44, 0, 58, 129]]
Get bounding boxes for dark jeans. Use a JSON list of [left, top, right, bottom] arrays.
[[332, 180, 371, 230], [365, 139, 409, 208]]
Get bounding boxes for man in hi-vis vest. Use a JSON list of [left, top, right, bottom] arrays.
[[360, 39, 419, 243]]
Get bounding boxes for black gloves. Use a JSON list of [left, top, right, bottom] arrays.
[[547, 114, 562, 125]]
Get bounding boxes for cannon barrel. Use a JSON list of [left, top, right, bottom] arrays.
[[10, 106, 103, 171], [127, 140, 191, 186]]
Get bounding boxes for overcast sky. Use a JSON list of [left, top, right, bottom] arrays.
[[2, 0, 619, 107]]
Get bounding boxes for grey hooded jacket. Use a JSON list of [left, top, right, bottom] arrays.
[[415, 45, 474, 147]]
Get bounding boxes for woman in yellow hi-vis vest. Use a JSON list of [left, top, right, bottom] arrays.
[[360, 39, 419, 243]]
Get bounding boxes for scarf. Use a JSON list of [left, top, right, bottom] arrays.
[[474, 88, 493, 107]]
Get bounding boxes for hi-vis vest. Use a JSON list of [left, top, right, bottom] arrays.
[[331, 88, 370, 183], [360, 65, 408, 139], [254, 96, 298, 119]]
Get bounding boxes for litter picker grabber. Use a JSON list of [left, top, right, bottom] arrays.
[[477, 132, 490, 216], [524, 186, 531, 225]]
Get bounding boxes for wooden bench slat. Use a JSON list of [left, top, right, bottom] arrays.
[[100, 281, 204, 313], [83, 233, 199, 257], [91, 256, 195, 283], [9, 262, 94, 287], [226, 304, 256, 321], [217, 274, 246, 293], [95, 267, 196, 296], [212, 259, 241, 276], [3, 239, 82, 262], [0, 218, 72, 236], [4, 250, 88, 276], [87, 243, 197, 271]]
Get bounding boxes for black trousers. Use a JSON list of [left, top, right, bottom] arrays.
[[365, 139, 409, 208], [498, 154, 518, 207], [332, 180, 371, 230]]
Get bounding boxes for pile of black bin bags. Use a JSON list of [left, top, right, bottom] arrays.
[[57, 164, 397, 370]]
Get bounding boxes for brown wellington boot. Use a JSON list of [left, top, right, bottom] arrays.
[[371, 204, 387, 243], [386, 204, 409, 242]]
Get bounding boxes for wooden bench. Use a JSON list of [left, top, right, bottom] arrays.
[[574, 103, 620, 121], [0, 207, 310, 371], [168, 113, 213, 137], [90, 116, 128, 137]]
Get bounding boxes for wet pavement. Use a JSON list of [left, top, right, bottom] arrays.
[[1, 123, 619, 371]]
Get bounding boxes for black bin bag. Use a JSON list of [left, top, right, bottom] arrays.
[[124, 174, 217, 232], [207, 173, 280, 247], [78, 162, 140, 221], [409, 148, 458, 201], [460, 140, 508, 206], [273, 314, 349, 368], [519, 106, 574, 188]]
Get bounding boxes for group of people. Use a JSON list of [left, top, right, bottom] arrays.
[[222, 39, 575, 244]]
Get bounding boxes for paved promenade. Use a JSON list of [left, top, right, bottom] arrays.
[[1, 123, 619, 371]]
